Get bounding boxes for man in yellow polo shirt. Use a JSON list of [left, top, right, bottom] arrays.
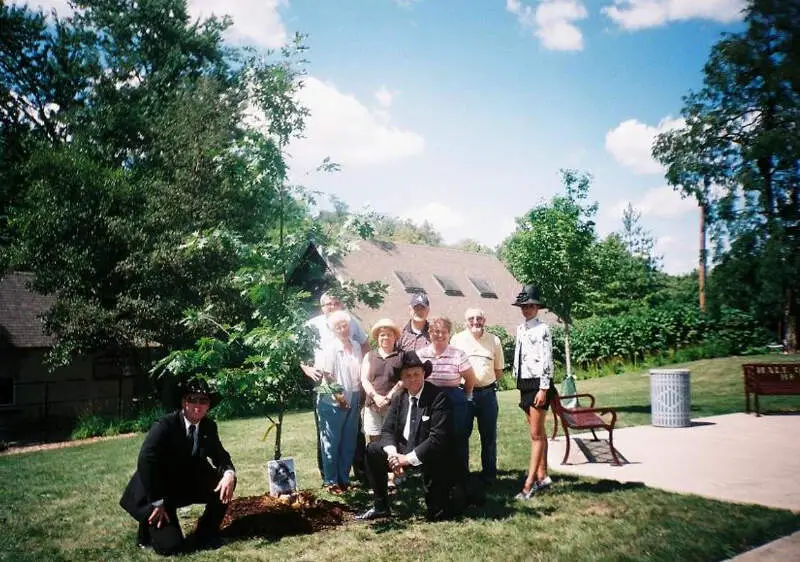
[[450, 308, 504, 486]]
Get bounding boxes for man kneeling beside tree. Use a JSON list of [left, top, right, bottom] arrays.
[[120, 378, 236, 555]]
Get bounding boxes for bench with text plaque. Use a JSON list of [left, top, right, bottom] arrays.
[[743, 363, 800, 416], [551, 392, 622, 466]]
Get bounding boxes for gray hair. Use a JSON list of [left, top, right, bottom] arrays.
[[320, 292, 341, 306], [326, 309, 351, 329], [428, 316, 452, 334]]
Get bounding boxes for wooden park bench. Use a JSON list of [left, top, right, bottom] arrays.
[[743, 363, 800, 416], [550, 392, 622, 466]]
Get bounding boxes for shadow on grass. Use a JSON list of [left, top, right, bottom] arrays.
[[552, 473, 646, 494]]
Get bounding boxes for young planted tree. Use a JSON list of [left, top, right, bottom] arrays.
[[501, 169, 598, 381]]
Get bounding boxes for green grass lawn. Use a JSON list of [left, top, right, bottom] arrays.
[[1, 354, 799, 561]]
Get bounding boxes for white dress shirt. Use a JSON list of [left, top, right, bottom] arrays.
[[383, 386, 424, 466]]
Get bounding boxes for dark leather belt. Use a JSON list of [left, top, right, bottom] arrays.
[[473, 383, 497, 392]]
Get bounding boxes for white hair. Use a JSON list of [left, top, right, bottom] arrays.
[[326, 309, 351, 329], [464, 307, 486, 320]]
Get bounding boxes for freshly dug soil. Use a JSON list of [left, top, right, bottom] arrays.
[[221, 491, 352, 539]]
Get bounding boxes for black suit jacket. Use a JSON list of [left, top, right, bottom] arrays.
[[120, 411, 234, 521], [378, 382, 451, 464]]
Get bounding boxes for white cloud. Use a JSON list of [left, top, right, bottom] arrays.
[[187, 0, 287, 48], [15, 0, 287, 49], [611, 186, 698, 219], [603, 0, 745, 30], [401, 202, 466, 232], [507, 0, 588, 51], [605, 116, 684, 174], [287, 76, 425, 171], [374, 86, 398, 109]]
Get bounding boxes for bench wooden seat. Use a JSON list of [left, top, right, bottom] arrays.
[[743, 363, 800, 416], [551, 393, 622, 466]]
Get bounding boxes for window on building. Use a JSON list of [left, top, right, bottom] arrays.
[[432, 274, 464, 296], [0, 377, 13, 406], [468, 276, 498, 299], [394, 270, 425, 293]]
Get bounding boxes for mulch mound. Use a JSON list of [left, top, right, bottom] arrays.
[[221, 491, 352, 539]]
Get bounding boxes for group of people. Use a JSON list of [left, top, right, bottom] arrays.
[[119, 284, 557, 555], [304, 285, 557, 520]]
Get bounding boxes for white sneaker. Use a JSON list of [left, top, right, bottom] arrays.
[[534, 476, 553, 491]]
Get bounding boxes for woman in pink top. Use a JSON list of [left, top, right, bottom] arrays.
[[417, 316, 477, 488]]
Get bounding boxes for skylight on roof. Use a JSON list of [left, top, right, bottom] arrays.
[[468, 276, 498, 299], [394, 270, 425, 293], [432, 274, 464, 297]]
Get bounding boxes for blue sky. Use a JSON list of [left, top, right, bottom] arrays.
[[31, 0, 748, 274]]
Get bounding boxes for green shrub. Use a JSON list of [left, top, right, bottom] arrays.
[[485, 325, 515, 369], [71, 414, 108, 440], [497, 371, 516, 391], [70, 404, 167, 440]]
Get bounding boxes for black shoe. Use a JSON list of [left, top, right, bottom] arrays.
[[136, 522, 151, 549], [356, 506, 391, 521], [194, 533, 223, 551]]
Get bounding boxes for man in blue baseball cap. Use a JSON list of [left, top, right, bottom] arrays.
[[397, 292, 431, 351]]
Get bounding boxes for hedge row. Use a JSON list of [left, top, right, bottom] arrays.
[[550, 305, 771, 369]]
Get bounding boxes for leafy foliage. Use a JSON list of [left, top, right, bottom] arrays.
[[550, 304, 771, 372], [652, 0, 800, 349], [501, 169, 598, 376]]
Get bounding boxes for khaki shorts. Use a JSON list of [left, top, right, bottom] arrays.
[[362, 406, 387, 437]]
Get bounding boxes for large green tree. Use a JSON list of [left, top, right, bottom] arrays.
[[1, 1, 292, 368], [653, 0, 800, 349], [501, 169, 598, 377]]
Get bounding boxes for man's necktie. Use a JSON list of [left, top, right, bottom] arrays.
[[188, 424, 199, 457], [406, 397, 419, 452]]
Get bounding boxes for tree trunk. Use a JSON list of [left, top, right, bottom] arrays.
[[564, 323, 573, 378], [698, 200, 707, 312], [785, 287, 798, 353], [273, 400, 286, 461]]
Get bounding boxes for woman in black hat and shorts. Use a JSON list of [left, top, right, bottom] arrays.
[[512, 285, 557, 500]]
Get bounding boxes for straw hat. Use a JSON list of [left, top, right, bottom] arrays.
[[370, 318, 401, 341]]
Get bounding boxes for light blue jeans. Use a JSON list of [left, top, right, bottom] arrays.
[[316, 391, 360, 486]]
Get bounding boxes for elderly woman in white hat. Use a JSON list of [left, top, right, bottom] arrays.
[[360, 319, 404, 443]]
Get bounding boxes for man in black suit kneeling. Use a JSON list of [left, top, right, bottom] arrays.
[[357, 350, 459, 521], [120, 378, 236, 555]]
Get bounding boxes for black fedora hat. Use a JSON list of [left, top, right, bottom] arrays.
[[391, 350, 433, 382], [180, 377, 221, 408], [512, 285, 543, 307]]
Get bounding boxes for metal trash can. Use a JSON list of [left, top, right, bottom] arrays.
[[649, 368, 691, 427]]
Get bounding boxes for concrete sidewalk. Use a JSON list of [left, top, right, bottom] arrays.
[[547, 413, 800, 560], [547, 412, 800, 512]]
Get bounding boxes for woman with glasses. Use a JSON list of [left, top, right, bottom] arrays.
[[416, 316, 477, 492]]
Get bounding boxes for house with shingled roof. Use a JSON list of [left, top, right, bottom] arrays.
[[0, 272, 142, 423], [293, 240, 560, 336]]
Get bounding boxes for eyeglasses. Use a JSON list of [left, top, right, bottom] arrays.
[[466, 316, 484, 321], [186, 395, 210, 405]]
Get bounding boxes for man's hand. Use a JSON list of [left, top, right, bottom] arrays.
[[373, 394, 389, 410], [301, 364, 323, 383], [387, 453, 410, 473], [214, 471, 237, 504], [534, 389, 547, 408], [147, 505, 170, 528]]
